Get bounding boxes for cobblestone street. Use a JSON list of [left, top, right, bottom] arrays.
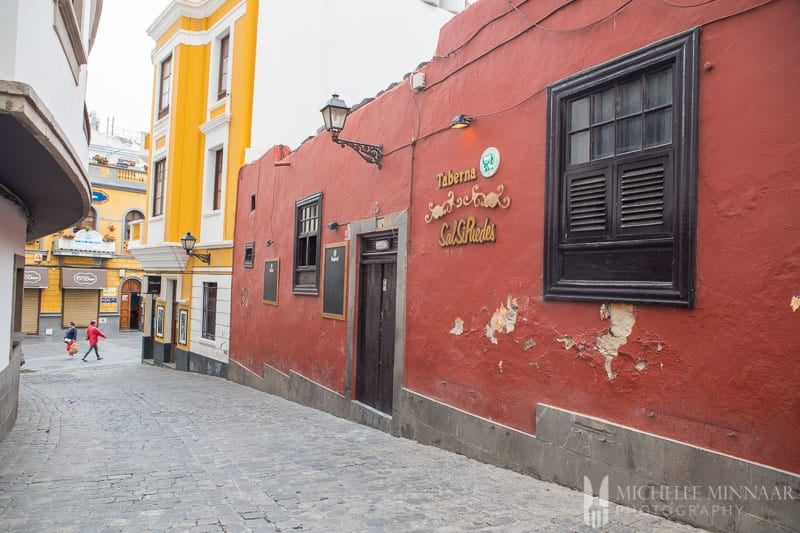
[[0, 333, 699, 532]]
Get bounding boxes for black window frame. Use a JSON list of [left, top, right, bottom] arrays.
[[243, 242, 255, 269], [292, 191, 322, 295], [544, 29, 698, 307], [202, 282, 217, 340]]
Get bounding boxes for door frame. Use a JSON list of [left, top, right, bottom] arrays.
[[356, 233, 398, 413], [344, 211, 408, 418]]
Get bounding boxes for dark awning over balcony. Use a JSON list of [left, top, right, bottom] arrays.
[[0, 81, 92, 240]]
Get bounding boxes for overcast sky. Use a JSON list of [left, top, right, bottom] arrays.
[[86, 0, 171, 133]]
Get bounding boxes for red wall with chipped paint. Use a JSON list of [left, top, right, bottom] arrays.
[[231, 0, 800, 472]]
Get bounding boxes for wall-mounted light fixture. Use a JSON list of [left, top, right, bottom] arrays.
[[265, 239, 274, 247], [327, 221, 340, 231], [180, 232, 210, 264], [450, 114, 473, 129], [320, 94, 383, 169]]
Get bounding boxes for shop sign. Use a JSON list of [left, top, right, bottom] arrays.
[[24, 267, 49, 288], [427, 148, 509, 248], [61, 268, 108, 289]]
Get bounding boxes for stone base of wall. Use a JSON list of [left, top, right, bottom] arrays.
[[0, 338, 23, 443], [228, 362, 390, 433], [187, 352, 227, 378], [227, 360, 799, 532]]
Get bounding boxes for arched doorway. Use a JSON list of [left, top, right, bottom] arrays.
[[119, 278, 142, 331]]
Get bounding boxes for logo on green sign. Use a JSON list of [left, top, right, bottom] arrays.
[[480, 147, 500, 178]]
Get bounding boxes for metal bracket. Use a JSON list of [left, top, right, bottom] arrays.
[[335, 137, 383, 169]]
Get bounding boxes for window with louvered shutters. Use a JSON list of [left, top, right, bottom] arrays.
[[293, 192, 323, 295], [544, 30, 698, 306]]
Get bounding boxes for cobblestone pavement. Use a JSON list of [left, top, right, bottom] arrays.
[[0, 333, 701, 532]]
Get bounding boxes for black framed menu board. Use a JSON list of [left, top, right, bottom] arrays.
[[262, 259, 279, 305], [321, 243, 347, 320]]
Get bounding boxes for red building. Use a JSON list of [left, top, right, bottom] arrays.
[[230, 1, 799, 530]]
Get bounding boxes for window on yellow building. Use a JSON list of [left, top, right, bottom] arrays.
[[124, 210, 144, 240], [152, 159, 166, 217], [213, 148, 223, 211], [217, 34, 229, 100], [158, 55, 172, 119], [76, 207, 97, 231]]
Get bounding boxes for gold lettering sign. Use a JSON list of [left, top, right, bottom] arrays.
[[425, 184, 511, 223], [439, 216, 497, 247], [437, 168, 477, 189]]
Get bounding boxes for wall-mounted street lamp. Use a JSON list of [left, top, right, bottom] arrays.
[[450, 114, 473, 129], [320, 94, 383, 169], [180, 232, 210, 264]]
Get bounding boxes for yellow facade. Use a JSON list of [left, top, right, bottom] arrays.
[[134, 0, 257, 369], [23, 157, 148, 334]]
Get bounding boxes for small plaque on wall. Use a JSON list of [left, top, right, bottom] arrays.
[[263, 259, 279, 305], [322, 242, 348, 320]]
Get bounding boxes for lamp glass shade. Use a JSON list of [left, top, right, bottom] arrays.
[[321, 94, 350, 133], [181, 232, 196, 253], [450, 114, 472, 129]]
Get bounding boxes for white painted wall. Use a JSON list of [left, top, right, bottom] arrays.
[[0, 201, 28, 372], [0, 0, 92, 163], [189, 273, 231, 363], [247, 0, 457, 160]]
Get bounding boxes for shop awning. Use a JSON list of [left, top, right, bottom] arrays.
[[24, 266, 49, 288], [61, 268, 108, 289]]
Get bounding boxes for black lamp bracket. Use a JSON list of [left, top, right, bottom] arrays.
[[188, 251, 211, 264], [333, 136, 383, 169]]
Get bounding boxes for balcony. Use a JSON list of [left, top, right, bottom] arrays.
[[52, 230, 116, 258]]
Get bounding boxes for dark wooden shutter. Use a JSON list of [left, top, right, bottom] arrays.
[[566, 170, 608, 239], [620, 163, 664, 228], [616, 155, 671, 236]]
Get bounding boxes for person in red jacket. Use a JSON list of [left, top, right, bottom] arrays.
[[82, 320, 107, 362]]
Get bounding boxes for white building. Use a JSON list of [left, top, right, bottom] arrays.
[[0, 0, 102, 440], [247, 0, 469, 160]]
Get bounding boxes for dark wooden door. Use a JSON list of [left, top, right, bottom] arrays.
[[357, 234, 397, 414]]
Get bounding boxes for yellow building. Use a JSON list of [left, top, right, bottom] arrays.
[[130, 0, 257, 375], [23, 117, 148, 336]]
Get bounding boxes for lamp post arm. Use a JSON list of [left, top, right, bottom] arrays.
[[335, 138, 383, 169]]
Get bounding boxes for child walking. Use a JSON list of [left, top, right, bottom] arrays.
[[82, 320, 106, 361], [64, 321, 78, 359]]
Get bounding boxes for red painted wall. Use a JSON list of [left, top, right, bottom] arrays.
[[231, 0, 800, 472]]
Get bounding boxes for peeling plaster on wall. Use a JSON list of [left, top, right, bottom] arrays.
[[498, 360, 503, 373], [635, 361, 647, 372], [791, 295, 800, 312], [556, 336, 574, 350], [238, 287, 251, 320], [484, 296, 518, 344], [450, 317, 465, 335], [522, 338, 536, 351], [596, 303, 636, 380]]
